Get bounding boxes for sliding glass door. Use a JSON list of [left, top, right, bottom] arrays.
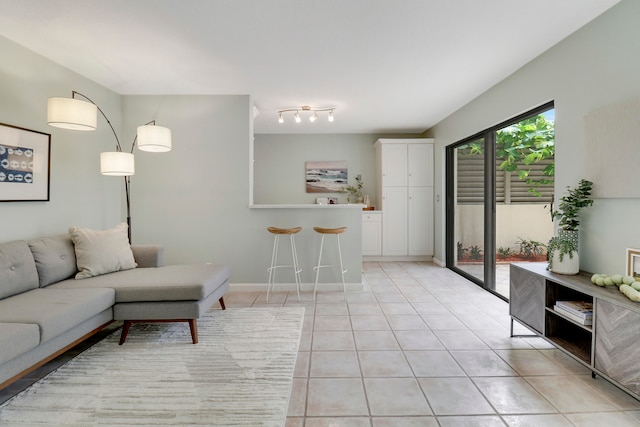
[[446, 102, 554, 300], [450, 137, 487, 283]]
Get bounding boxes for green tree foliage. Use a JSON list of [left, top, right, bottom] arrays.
[[458, 114, 555, 196]]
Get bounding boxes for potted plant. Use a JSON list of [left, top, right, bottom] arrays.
[[342, 174, 364, 203], [547, 179, 593, 274]]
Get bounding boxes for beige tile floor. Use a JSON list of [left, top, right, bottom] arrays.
[[224, 261, 640, 427]]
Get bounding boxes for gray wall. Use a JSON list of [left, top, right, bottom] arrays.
[[428, 0, 640, 273], [254, 133, 420, 207], [0, 36, 122, 241], [122, 96, 364, 284]]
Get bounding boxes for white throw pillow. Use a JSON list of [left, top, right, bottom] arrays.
[[69, 223, 137, 279]]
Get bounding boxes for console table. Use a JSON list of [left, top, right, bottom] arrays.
[[510, 262, 640, 400]]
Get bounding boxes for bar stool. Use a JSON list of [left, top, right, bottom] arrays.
[[267, 226, 302, 301], [312, 226, 348, 300]]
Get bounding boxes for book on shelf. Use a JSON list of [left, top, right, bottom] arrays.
[[553, 305, 593, 325], [555, 300, 593, 318]]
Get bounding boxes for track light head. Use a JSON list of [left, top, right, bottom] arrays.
[[310, 112, 318, 122], [278, 112, 284, 123], [294, 111, 301, 123], [328, 110, 334, 122]]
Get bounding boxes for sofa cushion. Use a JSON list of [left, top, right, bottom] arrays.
[[51, 263, 231, 303], [0, 240, 39, 299], [69, 223, 137, 279], [0, 322, 40, 365], [28, 234, 77, 287], [0, 288, 115, 343]]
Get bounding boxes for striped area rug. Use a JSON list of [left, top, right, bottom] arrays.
[[0, 307, 304, 426]]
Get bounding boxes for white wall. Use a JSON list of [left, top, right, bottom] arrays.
[[0, 36, 121, 241], [428, 0, 640, 274]]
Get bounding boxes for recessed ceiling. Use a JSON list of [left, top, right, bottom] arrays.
[[0, 0, 620, 134]]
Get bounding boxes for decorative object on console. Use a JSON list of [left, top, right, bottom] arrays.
[[278, 105, 335, 124], [47, 91, 172, 242], [590, 272, 640, 302], [547, 179, 593, 275], [625, 248, 640, 280], [0, 123, 50, 202]]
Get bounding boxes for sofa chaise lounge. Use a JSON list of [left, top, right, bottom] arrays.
[[0, 224, 231, 388]]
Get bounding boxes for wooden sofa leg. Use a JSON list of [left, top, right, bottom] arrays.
[[219, 296, 226, 310], [188, 319, 198, 344], [119, 321, 132, 345]]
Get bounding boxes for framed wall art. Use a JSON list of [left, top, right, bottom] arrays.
[[305, 160, 347, 193], [0, 123, 51, 202], [626, 248, 640, 280]]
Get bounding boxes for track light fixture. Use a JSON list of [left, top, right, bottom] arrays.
[[278, 105, 335, 124]]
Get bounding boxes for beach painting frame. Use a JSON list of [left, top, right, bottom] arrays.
[[306, 161, 347, 193], [0, 123, 51, 202]]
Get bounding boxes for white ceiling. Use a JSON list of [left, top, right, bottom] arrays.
[[0, 0, 620, 134]]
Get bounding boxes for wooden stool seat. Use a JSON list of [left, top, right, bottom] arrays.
[[268, 226, 302, 235], [313, 226, 347, 235], [267, 226, 302, 301]]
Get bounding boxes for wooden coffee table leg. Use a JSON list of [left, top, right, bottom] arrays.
[[219, 296, 226, 310]]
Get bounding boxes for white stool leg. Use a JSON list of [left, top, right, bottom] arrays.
[[336, 234, 347, 298], [267, 234, 280, 302], [290, 234, 301, 301], [313, 234, 326, 301]]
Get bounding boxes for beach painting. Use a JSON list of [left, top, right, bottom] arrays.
[[306, 161, 348, 193]]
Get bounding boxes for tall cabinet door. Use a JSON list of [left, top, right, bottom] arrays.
[[380, 144, 408, 187], [408, 186, 434, 256], [381, 187, 408, 256], [408, 143, 434, 187]]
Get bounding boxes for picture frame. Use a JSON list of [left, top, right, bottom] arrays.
[[0, 123, 51, 202], [305, 160, 347, 193], [625, 248, 640, 279]]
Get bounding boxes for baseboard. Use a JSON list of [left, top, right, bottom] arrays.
[[229, 282, 365, 292], [432, 257, 446, 267], [363, 256, 432, 262]]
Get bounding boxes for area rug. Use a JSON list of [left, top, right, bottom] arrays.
[[0, 307, 304, 426]]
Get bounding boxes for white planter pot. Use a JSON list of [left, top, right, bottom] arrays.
[[550, 250, 579, 275]]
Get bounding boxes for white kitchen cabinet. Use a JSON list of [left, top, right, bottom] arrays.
[[408, 186, 434, 256], [375, 139, 434, 258], [381, 187, 408, 256], [408, 143, 434, 187], [362, 211, 382, 256]]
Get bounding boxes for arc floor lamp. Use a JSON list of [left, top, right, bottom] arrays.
[[47, 91, 172, 242]]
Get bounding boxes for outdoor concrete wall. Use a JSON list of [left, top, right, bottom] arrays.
[[455, 204, 554, 251]]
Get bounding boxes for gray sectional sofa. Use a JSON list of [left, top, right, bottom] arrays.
[[0, 225, 230, 388]]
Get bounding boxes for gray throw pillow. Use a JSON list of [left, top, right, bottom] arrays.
[[0, 240, 39, 299], [69, 223, 137, 279], [28, 234, 78, 287]]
